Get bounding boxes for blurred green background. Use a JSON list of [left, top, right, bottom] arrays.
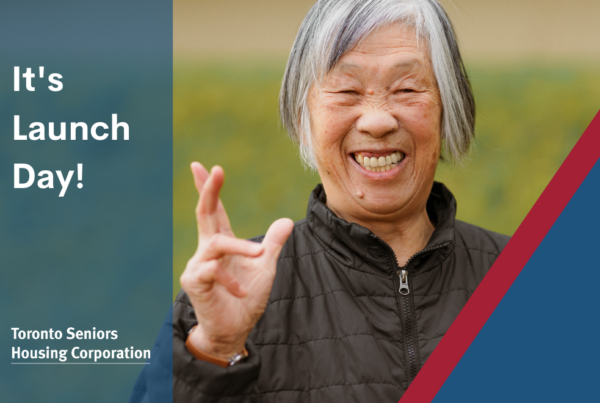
[[173, 0, 600, 298]]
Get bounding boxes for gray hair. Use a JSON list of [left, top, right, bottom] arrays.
[[279, 0, 475, 169]]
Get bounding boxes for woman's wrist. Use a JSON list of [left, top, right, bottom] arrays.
[[187, 325, 247, 363]]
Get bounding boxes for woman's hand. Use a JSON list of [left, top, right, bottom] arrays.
[[180, 162, 294, 360]]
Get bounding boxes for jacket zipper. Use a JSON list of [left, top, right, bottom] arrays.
[[396, 268, 418, 383], [373, 236, 450, 385], [398, 269, 409, 295], [401, 241, 450, 383]]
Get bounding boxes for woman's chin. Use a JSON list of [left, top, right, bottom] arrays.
[[353, 193, 409, 216]]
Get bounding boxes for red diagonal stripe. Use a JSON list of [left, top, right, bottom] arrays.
[[399, 110, 600, 403]]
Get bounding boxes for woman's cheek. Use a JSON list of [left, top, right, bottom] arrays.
[[319, 108, 357, 142], [397, 99, 441, 141]]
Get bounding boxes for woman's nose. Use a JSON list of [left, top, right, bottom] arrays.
[[355, 107, 398, 138]]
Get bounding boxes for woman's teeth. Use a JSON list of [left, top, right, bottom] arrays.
[[354, 151, 405, 172]]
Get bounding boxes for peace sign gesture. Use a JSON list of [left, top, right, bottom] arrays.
[[180, 163, 294, 360]]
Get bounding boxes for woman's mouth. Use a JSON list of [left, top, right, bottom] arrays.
[[352, 151, 405, 172]]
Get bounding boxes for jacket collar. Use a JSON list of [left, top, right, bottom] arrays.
[[306, 182, 456, 277]]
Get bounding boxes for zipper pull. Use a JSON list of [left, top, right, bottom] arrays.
[[398, 270, 410, 295]]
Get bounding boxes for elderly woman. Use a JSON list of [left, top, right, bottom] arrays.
[[174, 0, 508, 401]]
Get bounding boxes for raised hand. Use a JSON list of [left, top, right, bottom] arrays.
[[180, 163, 294, 360]]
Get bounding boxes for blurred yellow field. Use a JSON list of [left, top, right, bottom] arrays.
[[173, 61, 600, 298]]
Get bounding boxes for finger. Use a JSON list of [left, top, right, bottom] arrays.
[[191, 162, 211, 237], [192, 163, 234, 238], [179, 260, 248, 298], [201, 234, 264, 261], [182, 260, 247, 298], [180, 259, 219, 295], [201, 166, 223, 214], [262, 218, 294, 264], [191, 162, 210, 195], [197, 166, 225, 236]]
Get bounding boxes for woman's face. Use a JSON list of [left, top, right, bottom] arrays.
[[307, 22, 442, 224]]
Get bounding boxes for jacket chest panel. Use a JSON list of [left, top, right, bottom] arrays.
[[257, 254, 406, 345], [252, 253, 411, 393]]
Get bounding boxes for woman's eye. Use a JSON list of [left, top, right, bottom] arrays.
[[397, 88, 415, 93], [339, 90, 359, 95]]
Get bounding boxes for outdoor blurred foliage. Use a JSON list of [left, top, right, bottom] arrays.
[[173, 60, 600, 298]]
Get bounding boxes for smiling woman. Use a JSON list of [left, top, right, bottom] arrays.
[[137, 1, 510, 402], [307, 23, 443, 265]]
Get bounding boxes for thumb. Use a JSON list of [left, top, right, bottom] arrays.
[[262, 218, 294, 260]]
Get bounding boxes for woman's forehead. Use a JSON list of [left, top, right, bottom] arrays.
[[331, 58, 427, 76], [326, 23, 431, 78], [351, 22, 421, 54]]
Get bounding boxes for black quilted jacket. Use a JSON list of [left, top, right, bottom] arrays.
[[172, 182, 509, 402]]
